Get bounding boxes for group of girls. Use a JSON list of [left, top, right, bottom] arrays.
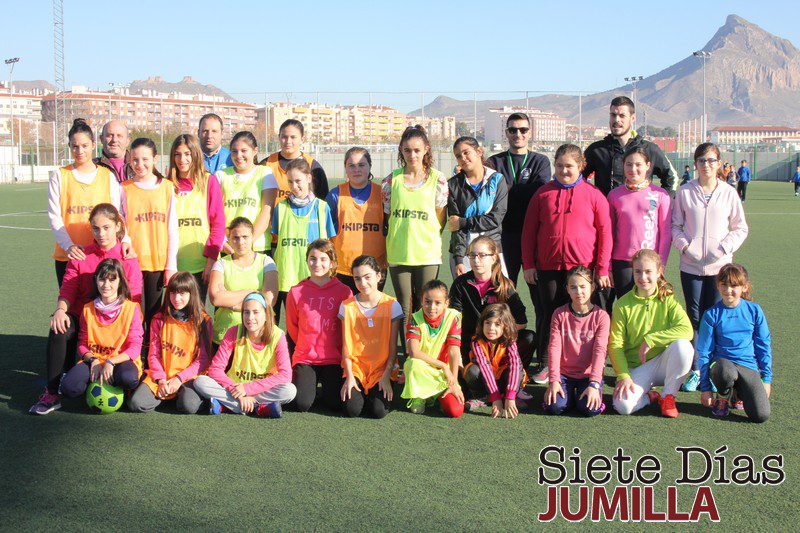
[[33, 115, 773, 423]]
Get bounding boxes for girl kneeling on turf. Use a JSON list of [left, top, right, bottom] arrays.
[[697, 264, 772, 422], [544, 266, 610, 417], [610, 249, 694, 418], [195, 292, 296, 417], [286, 239, 352, 412], [464, 304, 524, 419], [340, 255, 403, 418], [60, 258, 144, 402], [401, 280, 465, 417], [129, 272, 212, 414]]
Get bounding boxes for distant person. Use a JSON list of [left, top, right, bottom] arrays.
[[583, 96, 676, 196], [726, 164, 738, 187], [737, 160, 751, 201], [94, 119, 133, 182], [198, 113, 233, 174], [681, 165, 692, 186], [790, 165, 800, 196]]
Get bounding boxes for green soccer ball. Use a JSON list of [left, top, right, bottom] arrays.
[[85, 381, 124, 414]]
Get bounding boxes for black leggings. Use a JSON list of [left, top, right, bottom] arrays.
[[55, 260, 68, 287], [464, 364, 518, 399], [61, 359, 141, 398], [45, 314, 80, 394], [292, 363, 342, 412], [343, 379, 390, 418], [612, 259, 634, 300], [142, 271, 164, 326], [536, 270, 570, 367], [460, 328, 536, 368], [502, 232, 543, 334], [273, 291, 287, 324], [737, 181, 748, 201], [710, 358, 770, 423]]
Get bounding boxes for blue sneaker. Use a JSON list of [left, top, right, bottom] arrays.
[[680, 371, 700, 392], [257, 401, 282, 419], [209, 398, 223, 415]]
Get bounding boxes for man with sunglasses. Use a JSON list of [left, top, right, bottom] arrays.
[[488, 112, 551, 381]]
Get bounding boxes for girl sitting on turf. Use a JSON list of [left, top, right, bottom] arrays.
[[610, 249, 694, 418], [195, 292, 297, 417], [697, 263, 772, 422], [401, 280, 465, 417], [339, 255, 403, 418], [463, 304, 524, 419], [209, 217, 277, 345], [286, 239, 352, 412], [59, 258, 144, 404], [271, 158, 336, 321], [543, 266, 610, 417], [30, 203, 143, 416], [129, 272, 212, 414]]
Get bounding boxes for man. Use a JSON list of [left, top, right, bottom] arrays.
[[583, 96, 676, 196], [737, 160, 751, 202], [94, 119, 132, 182], [198, 113, 233, 173], [487, 112, 551, 381]]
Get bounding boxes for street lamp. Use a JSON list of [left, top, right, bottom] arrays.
[[624, 75, 643, 102], [5, 57, 20, 180], [693, 51, 711, 141]]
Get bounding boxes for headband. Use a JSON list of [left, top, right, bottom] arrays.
[[243, 292, 267, 309]]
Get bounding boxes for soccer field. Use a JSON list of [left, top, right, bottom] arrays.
[[0, 181, 798, 530]]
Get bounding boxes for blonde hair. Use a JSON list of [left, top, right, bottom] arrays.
[[631, 249, 673, 301], [238, 292, 275, 345]]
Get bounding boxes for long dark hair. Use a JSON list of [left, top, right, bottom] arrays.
[[161, 272, 211, 360], [91, 258, 131, 301], [398, 125, 433, 174]]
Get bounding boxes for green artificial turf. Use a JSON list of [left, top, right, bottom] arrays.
[[0, 181, 798, 530]]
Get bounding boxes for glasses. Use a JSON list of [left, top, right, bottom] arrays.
[[506, 127, 530, 135], [696, 157, 719, 166], [467, 252, 495, 260]]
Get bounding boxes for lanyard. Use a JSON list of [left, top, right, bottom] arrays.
[[507, 151, 529, 183]]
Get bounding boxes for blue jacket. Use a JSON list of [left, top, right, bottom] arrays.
[[791, 172, 800, 183], [737, 165, 751, 182], [696, 299, 772, 392], [204, 147, 234, 174]]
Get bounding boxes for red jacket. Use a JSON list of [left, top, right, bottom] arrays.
[[521, 178, 612, 276]]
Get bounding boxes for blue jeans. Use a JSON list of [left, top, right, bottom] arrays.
[[543, 375, 603, 417]]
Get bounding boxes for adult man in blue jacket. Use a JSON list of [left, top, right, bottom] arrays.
[[198, 113, 233, 173], [737, 160, 751, 202]]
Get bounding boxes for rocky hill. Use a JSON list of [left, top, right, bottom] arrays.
[[129, 76, 236, 102]]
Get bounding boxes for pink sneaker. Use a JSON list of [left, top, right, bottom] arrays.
[[29, 392, 61, 415]]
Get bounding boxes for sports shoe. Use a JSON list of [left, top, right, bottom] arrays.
[[209, 398, 224, 415], [516, 389, 533, 400], [733, 399, 744, 410], [660, 394, 679, 418], [407, 398, 426, 414], [711, 397, 730, 417], [29, 391, 61, 415], [647, 390, 662, 406], [531, 365, 549, 384], [256, 401, 282, 419], [465, 398, 487, 412], [680, 371, 700, 392]]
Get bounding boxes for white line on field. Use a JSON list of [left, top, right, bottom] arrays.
[[0, 225, 49, 231], [745, 212, 800, 215], [0, 210, 46, 217], [14, 187, 46, 191]]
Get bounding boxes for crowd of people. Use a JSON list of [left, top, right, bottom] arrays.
[[31, 95, 773, 423]]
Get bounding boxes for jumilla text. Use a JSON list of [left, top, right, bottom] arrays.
[[536, 445, 785, 523]]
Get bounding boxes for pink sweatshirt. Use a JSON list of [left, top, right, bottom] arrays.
[[608, 184, 671, 265], [547, 304, 610, 383], [176, 174, 226, 261], [671, 179, 749, 276], [207, 326, 292, 396], [286, 277, 353, 366], [147, 312, 212, 383], [77, 300, 144, 361], [59, 242, 143, 316]]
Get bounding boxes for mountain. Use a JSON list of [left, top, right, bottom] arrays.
[[129, 76, 236, 102], [411, 15, 800, 128]]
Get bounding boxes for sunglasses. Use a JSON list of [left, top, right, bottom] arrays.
[[507, 127, 530, 134]]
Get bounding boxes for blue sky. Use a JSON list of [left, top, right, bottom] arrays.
[[1, 0, 798, 111]]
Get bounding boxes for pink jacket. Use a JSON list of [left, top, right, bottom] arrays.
[[206, 326, 292, 396], [671, 179, 748, 276], [286, 277, 353, 366], [59, 242, 143, 316], [608, 184, 671, 265], [547, 304, 609, 383], [147, 312, 212, 383]]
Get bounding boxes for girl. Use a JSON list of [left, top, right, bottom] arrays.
[[382, 126, 448, 346], [401, 280, 464, 418], [48, 118, 126, 286], [521, 144, 612, 383], [217, 132, 274, 253], [271, 158, 336, 321], [59, 258, 144, 404], [286, 239, 352, 412], [122, 138, 178, 331], [610, 249, 694, 418], [464, 304, 524, 419], [672, 142, 748, 391], [449, 236, 535, 368], [543, 266, 610, 417], [195, 292, 297, 416], [129, 272, 212, 414], [30, 204, 143, 415], [697, 264, 772, 422], [167, 134, 226, 302], [608, 147, 671, 299], [339, 255, 403, 418], [447, 136, 508, 277], [209, 217, 277, 345], [326, 147, 387, 293]]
